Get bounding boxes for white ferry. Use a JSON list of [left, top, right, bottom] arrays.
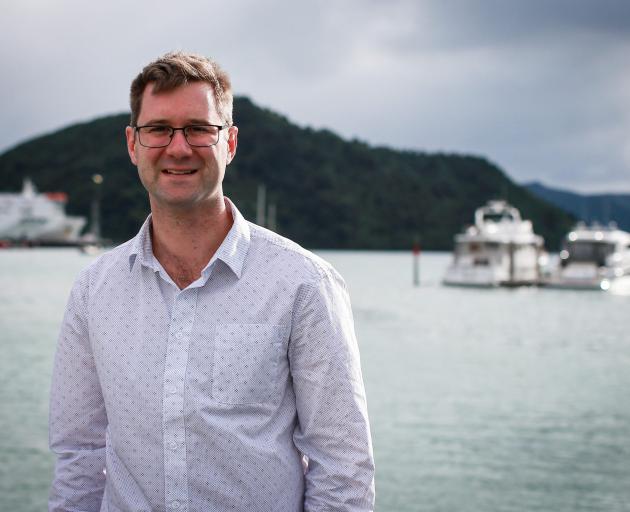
[[443, 200, 546, 287], [544, 223, 630, 293], [0, 178, 86, 245]]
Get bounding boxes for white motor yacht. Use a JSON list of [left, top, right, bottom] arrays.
[[544, 222, 630, 293], [443, 200, 546, 287]]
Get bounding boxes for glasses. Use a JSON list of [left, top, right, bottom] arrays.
[[135, 124, 229, 148]]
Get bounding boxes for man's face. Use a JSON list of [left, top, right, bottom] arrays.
[[125, 81, 238, 212]]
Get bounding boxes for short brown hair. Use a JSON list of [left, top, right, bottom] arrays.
[[129, 51, 233, 127]]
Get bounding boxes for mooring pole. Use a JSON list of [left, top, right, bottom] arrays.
[[413, 240, 421, 287]]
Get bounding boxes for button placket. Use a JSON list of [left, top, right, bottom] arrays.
[[163, 288, 198, 512]]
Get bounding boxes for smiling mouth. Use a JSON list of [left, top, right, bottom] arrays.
[[163, 169, 197, 175]]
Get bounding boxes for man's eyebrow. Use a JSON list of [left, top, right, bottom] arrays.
[[139, 118, 216, 126], [188, 118, 217, 125], [139, 119, 170, 125]]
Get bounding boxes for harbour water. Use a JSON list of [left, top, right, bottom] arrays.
[[1, 249, 629, 511]]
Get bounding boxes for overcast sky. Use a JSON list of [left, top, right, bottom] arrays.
[[2, 0, 629, 193]]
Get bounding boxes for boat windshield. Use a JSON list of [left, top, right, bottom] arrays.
[[565, 241, 615, 266], [483, 212, 514, 223], [456, 241, 501, 254]]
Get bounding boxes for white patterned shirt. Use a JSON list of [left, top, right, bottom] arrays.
[[49, 199, 375, 512]]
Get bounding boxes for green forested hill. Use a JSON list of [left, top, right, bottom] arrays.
[[0, 96, 574, 249]]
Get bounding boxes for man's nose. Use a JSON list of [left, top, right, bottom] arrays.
[[166, 129, 193, 156]]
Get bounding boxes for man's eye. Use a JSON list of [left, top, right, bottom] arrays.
[[147, 126, 170, 134], [189, 126, 213, 134]]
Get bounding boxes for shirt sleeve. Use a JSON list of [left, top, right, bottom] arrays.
[[49, 269, 107, 512], [289, 269, 375, 512]]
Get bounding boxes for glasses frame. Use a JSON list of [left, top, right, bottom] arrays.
[[134, 124, 230, 148]]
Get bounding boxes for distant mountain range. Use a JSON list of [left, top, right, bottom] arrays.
[[0, 96, 575, 250], [525, 182, 630, 232]]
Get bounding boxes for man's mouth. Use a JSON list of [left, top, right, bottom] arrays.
[[163, 169, 197, 175]]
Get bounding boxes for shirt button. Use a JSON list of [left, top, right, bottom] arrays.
[[175, 332, 184, 340], [167, 386, 177, 395], [168, 441, 178, 450], [171, 500, 181, 509]]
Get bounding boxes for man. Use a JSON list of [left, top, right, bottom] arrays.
[[49, 52, 375, 512]]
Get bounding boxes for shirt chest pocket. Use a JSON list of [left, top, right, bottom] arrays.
[[212, 323, 289, 405]]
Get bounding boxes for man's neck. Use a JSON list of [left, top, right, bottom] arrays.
[[149, 198, 233, 289]]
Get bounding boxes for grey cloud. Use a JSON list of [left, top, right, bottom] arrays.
[[400, 0, 630, 51]]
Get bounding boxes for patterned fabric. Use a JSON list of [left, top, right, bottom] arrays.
[[49, 199, 375, 512]]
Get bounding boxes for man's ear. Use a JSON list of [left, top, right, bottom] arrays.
[[125, 126, 138, 166], [226, 126, 238, 165]]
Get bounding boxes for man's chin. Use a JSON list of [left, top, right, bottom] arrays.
[[150, 192, 221, 212]]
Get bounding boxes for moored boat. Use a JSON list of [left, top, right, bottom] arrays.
[[443, 200, 546, 287], [0, 178, 86, 245], [544, 222, 630, 293]]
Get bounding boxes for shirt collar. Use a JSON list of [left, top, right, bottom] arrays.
[[213, 198, 250, 279], [128, 197, 250, 279], [128, 215, 154, 272]]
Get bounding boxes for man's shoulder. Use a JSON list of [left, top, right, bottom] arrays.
[[65, 238, 137, 306], [79, 238, 137, 281], [247, 222, 340, 284]]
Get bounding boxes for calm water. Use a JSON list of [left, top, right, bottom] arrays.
[[1, 249, 629, 511]]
